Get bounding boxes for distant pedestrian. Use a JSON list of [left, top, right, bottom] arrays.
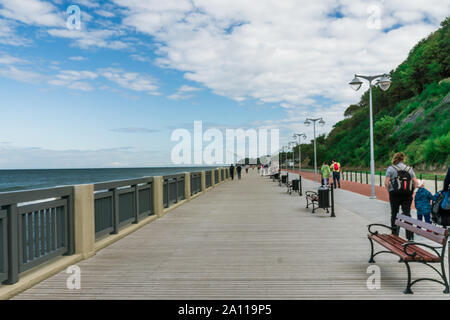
[[320, 161, 331, 186], [245, 164, 249, 174], [414, 180, 437, 223], [229, 164, 235, 180], [330, 160, 341, 188], [236, 164, 242, 180], [385, 152, 418, 240]]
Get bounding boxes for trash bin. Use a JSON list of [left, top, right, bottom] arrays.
[[291, 179, 299, 191], [281, 175, 287, 184], [318, 186, 329, 209]]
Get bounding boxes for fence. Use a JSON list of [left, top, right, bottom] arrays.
[[0, 186, 74, 284], [205, 171, 212, 188], [342, 170, 445, 193], [93, 177, 154, 240], [190, 173, 202, 196], [0, 168, 228, 286], [162, 174, 185, 209]]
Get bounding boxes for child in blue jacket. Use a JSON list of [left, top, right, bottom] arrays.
[[414, 180, 437, 223]]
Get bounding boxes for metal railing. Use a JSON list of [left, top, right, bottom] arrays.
[[214, 170, 219, 184], [162, 174, 185, 209], [342, 170, 445, 193], [190, 173, 202, 196], [205, 171, 212, 188], [0, 186, 74, 284], [93, 177, 154, 240], [221, 169, 225, 181]]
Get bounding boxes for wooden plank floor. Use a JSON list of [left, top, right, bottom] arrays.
[[14, 171, 449, 299]]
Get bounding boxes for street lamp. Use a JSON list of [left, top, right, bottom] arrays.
[[304, 118, 325, 183], [289, 142, 296, 172], [349, 73, 391, 199], [292, 133, 306, 173]]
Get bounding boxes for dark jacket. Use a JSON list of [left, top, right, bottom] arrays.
[[444, 167, 450, 191], [414, 187, 437, 215]]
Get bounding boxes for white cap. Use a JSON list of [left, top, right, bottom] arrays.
[[418, 180, 425, 188]]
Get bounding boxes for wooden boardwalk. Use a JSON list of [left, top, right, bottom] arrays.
[[14, 171, 449, 299]]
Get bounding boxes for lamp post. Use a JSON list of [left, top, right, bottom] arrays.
[[349, 73, 391, 199], [292, 133, 306, 174], [304, 118, 325, 183], [290, 142, 296, 172]]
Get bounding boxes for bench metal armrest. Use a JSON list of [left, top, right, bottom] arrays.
[[367, 223, 395, 235], [402, 242, 442, 258]]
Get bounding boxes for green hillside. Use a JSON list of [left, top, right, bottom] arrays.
[[297, 17, 450, 172]]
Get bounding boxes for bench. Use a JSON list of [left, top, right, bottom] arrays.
[[367, 214, 449, 294], [305, 191, 320, 213]]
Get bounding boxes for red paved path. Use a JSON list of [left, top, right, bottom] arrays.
[[284, 169, 417, 209]]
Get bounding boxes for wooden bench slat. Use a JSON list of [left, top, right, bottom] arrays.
[[369, 234, 440, 262], [397, 214, 448, 236], [395, 220, 446, 245], [378, 234, 440, 261]]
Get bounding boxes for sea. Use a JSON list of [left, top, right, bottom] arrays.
[[0, 167, 224, 193]]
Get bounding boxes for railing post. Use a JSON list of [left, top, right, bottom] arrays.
[[133, 185, 139, 224], [73, 184, 95, 259], [152, 176, 164, 217], [211, 170, 215, 186], [379, 171, 382, 186], [435, 175, 438, 193], [63, 193, 75, 255], [201, 171, 206, 192], [112, 188, 120, 234], [184, 172, 191, 201], [6, 204, 18, 284], [366, 171, 368, 184]]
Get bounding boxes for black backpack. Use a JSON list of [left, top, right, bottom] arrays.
[[390, 165, 414, 195]]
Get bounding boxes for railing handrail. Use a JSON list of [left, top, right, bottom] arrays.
[[94, 177, 154, 192], [0, 186, 73, 206]]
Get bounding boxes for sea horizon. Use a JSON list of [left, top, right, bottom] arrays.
[[0, 166, 229, 192]]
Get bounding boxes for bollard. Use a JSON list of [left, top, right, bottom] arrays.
[[330, 183, 335, 218], [379, 172, 382, 187], [299, 176, 303, 196]]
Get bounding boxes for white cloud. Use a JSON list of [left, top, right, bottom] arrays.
[[129, 54, 150, 62], [99, 68, 159, 95], [113, 0, 449, 125], [168, 85, 202, 100], [48, 70, 98, 91], [95, 9, 115, 18], [47, 28, 128, 49], [0, 0, 64, 27], [0, 65, 42, 83], [68, 56, 87, 61], [0, 19, 31, 46]]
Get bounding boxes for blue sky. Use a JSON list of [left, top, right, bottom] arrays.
[[0, 0, 448, 168]]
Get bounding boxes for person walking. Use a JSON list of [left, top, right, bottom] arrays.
[[229, 164, 235, 180], [330, 159, 341, 188], [414, 180, 437, 223], [245, 164, 249, 174], [236, 164, 242, 180], [320, 161, 331, 186], [384, 152, 418, 240]]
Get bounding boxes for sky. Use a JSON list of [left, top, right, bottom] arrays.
[[0, 0, 448, 168]]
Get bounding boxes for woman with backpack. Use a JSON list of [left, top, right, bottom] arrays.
[[330, 160, 341, 188], [384, 152, 418, 240]]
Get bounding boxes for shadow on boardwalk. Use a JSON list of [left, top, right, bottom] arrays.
[[14, 171, 448, 299]]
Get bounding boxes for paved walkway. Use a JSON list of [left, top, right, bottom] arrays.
[[14, 171, 448, 299]]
